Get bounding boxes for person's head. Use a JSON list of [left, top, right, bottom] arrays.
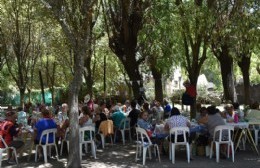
[[112, 105, 121, 113], [39, 104, 46, 112], [41, 109, 51, 118], [17, 106, 23, 112], [200, 107, 207, 117], [100, 101, 106, 109], [82, 105, 90, 114], [170, 107, 181, 116], [142, 102, 150, 111], [183, 80, 190, 87], [125, 100, 130, 107], [207, 105, 218, 115], [7, 105, 12, 111], [82, 107, 91, 119], [5, 111, 17, 123], [232, 102, 240, 110], [131, 100, 137, 109], [155, 101, 161, 107], [163, 98, 169, 105], [62, 103, 68, 113], [225, 104, 234, 115], [251, 102, 259, 109], [139, 111, 148, 120]]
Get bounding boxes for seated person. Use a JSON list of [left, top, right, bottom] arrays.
[[34, 109, 57, 158], [164, 107, 194, 157], [164, 107, 192, 142], [246, 101, 260, 121], [17, 107, 27, 126], [222, 104, 237, 123], [137, 111, 153, 133], [79, 106, 93, 127], [111, 105, 126, 129], [0, 111, 24, 164], [195, 107, 208, 121]]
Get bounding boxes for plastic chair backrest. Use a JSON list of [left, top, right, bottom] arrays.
[[169, 127, 190, 143], [0, 135, 8, 148], [213, 125, 234, 142], [39, 128, 57, 144], [136, 127, 152, 145], [119, 118, 130, 130], [79, 126, 95, 143]]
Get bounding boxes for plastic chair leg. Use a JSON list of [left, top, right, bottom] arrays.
[[215, 142, 219, 163], [42, 146, 48, 164], [143, 147, 147, 165], [171, 144, 175, 164]]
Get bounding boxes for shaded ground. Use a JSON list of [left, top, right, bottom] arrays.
[[1, 141, 260, 168]]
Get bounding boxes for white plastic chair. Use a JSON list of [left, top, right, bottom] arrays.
[[252, 125, 260, 146], [169, 127, 190, 164], [0, 135, 19, 167], [79, 126, 96, 161], [60, 128, 69, 156], [114, 118, 131, 145], [135, 127, 160, 165], [35, 128, 59, 164], [97, 120, 114, 149], [210, 125, 234, 163]]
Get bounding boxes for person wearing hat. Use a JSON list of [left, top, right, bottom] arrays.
[[0, 111, 24, 164]]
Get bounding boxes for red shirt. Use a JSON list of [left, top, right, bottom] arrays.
[[0, 120, 15, 148], [186, 85, 197, 98]]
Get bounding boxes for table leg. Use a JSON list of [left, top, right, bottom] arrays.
[[234, 129, 245, 152], [245, 128, 259, 155]]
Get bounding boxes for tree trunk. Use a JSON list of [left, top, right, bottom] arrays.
[[238, 55, 251, 105], [19, 88, 25, 107], [151, 66, 163, 103], [67, 48, 85, 168], [216, 45, 237, 103], [119, 52, 143, 99], [84, 54, 93, 97]]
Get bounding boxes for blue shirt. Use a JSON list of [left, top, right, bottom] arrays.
[[35, 118, 57, 143], [137, 118, 153, 130], [164, 104, 172, 113], [111, 111, 126, 128]]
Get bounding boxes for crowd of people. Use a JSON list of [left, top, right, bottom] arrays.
[[0, 95, 259, 165]]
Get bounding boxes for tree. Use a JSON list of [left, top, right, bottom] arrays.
[[41, 1, 98, 167], [1, 0, 42, 106], [139, 0, 176, 103], [102, 0, 150, 99], [0, 28, 7, 71], [209, 0, 248, 103], [173, 0, 214, 118], [233, 0, 259, 105]]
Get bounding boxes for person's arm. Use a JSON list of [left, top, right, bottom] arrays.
[[186, 119, 191, 128], [33, 128, 37, 141], [164, 123, 170, 133], [198, 115, 208, 125]]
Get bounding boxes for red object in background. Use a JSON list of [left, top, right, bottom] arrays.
[[186, 85, 197, 98]]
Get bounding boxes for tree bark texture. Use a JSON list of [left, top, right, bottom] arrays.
[[67, 48, 85, 168], [151, 66, 163, 104], [105, 0, 147, 100], [238, 55, 251, 105], [216, 45, 237, 103]]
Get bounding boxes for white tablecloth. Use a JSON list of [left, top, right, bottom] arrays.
[[226, 122, 249, 129]]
